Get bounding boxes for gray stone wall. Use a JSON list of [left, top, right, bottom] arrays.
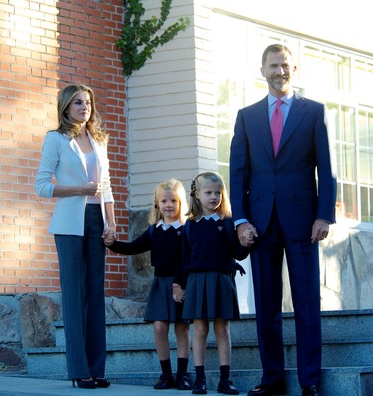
[[0, 292, 147, 372], [320, 225, 373, 310], [124, 209, 154, 296], [282, 226, 373, 312]]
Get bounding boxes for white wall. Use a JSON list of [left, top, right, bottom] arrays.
[[127, 0, 217, 209]]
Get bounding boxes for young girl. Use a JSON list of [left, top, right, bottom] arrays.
[[174, 172, 250, 395], [104, 179, 192, 391]]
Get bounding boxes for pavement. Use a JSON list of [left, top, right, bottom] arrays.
[[0, 376, 246, 395]]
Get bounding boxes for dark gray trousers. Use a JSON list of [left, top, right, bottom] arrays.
[[55, 204, 106, 379]]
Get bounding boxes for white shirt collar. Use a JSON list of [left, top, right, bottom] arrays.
[[196, 212, 220, 222], [156, 219, 182, 230]]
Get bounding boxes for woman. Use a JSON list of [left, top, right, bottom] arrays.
[[34, 84, 116, 389]]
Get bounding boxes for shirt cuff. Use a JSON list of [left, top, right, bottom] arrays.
[[234, 219, 249, 229]]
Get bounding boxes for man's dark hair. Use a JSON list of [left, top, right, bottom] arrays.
[[262, 44, 292, 67]]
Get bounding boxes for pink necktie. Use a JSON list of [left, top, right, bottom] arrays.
[[271, 99, 283, 157]]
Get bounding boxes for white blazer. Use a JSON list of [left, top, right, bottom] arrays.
[[34, 130, 114, 236]]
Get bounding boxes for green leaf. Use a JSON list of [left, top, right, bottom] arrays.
[[116, 0, 190, 76]]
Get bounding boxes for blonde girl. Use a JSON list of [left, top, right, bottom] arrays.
[[105, 179, 192, 390], [175, 172, 249, 395]]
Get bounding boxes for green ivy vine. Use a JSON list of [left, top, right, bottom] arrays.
[[116, 0, 190, 76]]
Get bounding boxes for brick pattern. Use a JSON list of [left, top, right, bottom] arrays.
[[0, 0, 128, 296]]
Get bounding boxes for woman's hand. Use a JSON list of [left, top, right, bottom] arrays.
[[52, 182, 102, 198], [82, 181, 102, 196], [103, 223, 116, 246]]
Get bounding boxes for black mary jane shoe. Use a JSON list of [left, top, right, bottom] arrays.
[[72, 378, 97, 389], [217, 379, 239, 395], [192, 378, 207, 395], [176, 373, 192, 390], [302, 385, 320, 396], [93, 377, 111, 388], [154, 374, 175, 389]]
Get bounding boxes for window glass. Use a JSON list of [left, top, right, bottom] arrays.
[[355, 60, 373, 99], [360, 186, 373, 223], [359, 111, 369, 147], [301, 48, 350, 94], [341, 106, 355, 143], [342, 183, 358, 219], [327, 104, 339, 141], [359, 148, 370, 183], [342, 144, 356, 183]]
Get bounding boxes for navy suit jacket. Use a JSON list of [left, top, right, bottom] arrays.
[[230, 93, 337, 241]]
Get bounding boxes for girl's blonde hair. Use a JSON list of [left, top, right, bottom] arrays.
[[148, 179, 188, 225], [54, 84, 108, 143], [186, 171, 231, 220]]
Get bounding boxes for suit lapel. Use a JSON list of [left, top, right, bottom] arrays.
[[256, 98, 274, 159], [277, 93, 307, 155], [246, 94, 307, 160]]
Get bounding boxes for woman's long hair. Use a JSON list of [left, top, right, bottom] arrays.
[[54, 84, 108, 143]]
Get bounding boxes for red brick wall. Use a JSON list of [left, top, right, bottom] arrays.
[[0, 0, 128, 296]]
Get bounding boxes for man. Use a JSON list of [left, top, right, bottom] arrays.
[[229, 44, 337, 396]]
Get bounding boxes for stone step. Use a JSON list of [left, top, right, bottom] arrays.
[[24, 310, 373, 395], [25, 337, 373, 375], [53, 309, 373, 347], [26, 310, 373, 373]]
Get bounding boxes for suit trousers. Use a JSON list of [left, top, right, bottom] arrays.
[[250, 206, 321, 388], [54, 204, 107, 379]]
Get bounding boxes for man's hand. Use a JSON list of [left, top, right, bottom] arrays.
[[237, 223, 258, 247], [311, 219, 330, 244]]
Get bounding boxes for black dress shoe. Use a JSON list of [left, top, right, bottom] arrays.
[[218, 379, 239, 395], [248, 380, 286, 395], [176, 373, 192, 390], [302, 385, 320, 396], [72, 378, 96, 389], [153, 374, 175, 389], [93, 377, 111, 388], [192, 378, 207, 394]]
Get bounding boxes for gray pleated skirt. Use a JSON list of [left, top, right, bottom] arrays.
[[144, 275, 185, 322], [182, 271, 240, 320]]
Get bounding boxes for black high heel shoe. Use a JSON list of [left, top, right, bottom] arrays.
[[72, 378, 97, 389], [93, 377, 111, 388]]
